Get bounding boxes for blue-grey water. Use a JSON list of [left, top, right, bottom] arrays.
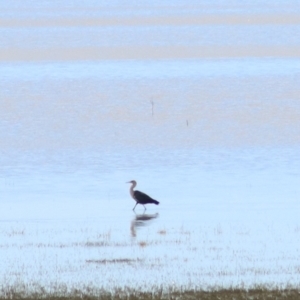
[[0, 0, 300, 293]]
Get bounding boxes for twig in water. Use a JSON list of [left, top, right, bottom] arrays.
[[150, 100, 154, 116]]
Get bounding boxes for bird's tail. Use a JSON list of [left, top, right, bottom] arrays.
[[151, 199, 159, 205]]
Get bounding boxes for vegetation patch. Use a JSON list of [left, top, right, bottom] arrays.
[[0, 284, 299, 300], [86, 258, 142, 264]]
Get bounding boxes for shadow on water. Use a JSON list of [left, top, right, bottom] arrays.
[[130, 213, 159, 237]]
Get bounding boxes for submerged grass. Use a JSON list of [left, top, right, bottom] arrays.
[[0, 284, 299, 300], [86, 258, 142, 264], [1, 225, 300, 299]]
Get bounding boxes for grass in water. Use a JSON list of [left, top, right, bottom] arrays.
[[0, 285, 299, 300]]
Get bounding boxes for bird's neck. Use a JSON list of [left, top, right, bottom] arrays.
[[130, 183, 136, 199]]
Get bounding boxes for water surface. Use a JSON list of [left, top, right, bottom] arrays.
[[0, 0, 300, 293]]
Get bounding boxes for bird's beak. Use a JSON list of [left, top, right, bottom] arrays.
[[126, 181, 131, 183]]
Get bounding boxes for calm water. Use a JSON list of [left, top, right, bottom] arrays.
[[0, 0, 300, 293]]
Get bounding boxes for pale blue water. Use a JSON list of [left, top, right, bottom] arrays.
[[0, 0, 300, 293]]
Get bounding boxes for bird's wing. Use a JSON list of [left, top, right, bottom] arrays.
[[134, 190, 155, 204]]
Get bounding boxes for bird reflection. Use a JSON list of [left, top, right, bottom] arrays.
[[130, 212, 159, 237]]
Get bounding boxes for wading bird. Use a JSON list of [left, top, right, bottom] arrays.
[[127, 180, 159, 211]]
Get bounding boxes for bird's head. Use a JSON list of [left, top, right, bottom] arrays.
[[127, 180, 136, 185]]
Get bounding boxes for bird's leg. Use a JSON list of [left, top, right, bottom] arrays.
[[132, 202, 138, 211], [143, 205, 147, 211]]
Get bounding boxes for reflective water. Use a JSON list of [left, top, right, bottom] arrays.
[[0, 0, 300, 293]]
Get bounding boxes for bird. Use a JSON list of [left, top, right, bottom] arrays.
[[127, 180, 159, 211]]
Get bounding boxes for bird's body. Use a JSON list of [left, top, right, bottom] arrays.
[[127, 180, 159, 210]]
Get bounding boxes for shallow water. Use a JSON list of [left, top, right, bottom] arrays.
[[0, 0, 300, 293]]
